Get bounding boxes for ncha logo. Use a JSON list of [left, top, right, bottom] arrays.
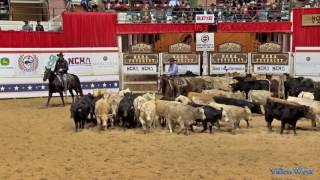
[[0, 57, 10, 66]]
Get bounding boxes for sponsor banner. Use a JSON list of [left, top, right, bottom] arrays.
[[294, 52, 320, 76], [195, 14, 215, 23], [302, 14, 320, 26], [0, 75, 119, 98], [196, 33, 214, 51], [210, 64, 246, 74], [0, 52, 119, 77], [211, 53, 248, 64], [0, 56, 15, 76], [164, 65, 200, 75], [123, 65, 158, 74], [253, 65, 289, 74], [251, 53, 289, 65]]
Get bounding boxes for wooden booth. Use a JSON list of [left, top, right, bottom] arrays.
[[122, 43, 159, 93], [210, 43, 248, 74], [251, 43, 289, 74], [162, 43, 200, 75]]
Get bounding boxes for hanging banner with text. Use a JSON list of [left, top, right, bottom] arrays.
[[210, 64, 246, 74]]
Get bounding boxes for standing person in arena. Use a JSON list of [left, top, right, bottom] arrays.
[[54, 52, 69, 94], [35, 21, 44, 31], [22, 21, 33, 31]]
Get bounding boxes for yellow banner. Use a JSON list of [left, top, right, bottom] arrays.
[[302, 14, 320, 26]]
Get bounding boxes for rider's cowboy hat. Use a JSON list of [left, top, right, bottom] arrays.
[[57, 52, 64, 57], [169, 58, 176, 62]]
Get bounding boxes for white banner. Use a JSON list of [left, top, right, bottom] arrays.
[[196, 33, 214, 51], [123, 65, 157, 74], [0, 48, 120, 98], [0, 52, 119, 77], [164, 65, 200, 75], [195, 14, 215, 23], [210, 64, 246, 74], [253, 65, 289, 74], [294, 52, 320, 76]]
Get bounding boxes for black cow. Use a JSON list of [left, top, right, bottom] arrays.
[[314, 88, 320, 101], [284, 76, 315, 99], [212, 96, 262, 114], [265, 97, 309, 135], [230, 80, 270, 99], [186, 102, 223, 134], [117, 93, 135, 129], [70, 93, 95, 132]]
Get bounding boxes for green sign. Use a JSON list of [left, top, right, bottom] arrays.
[[0, 57, 9, 66]]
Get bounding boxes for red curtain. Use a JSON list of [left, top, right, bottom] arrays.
[[116, 23, 197, 34], [0, 31, 65, 48], [218, 22, 291, 33], [0, 12, 117, 48], [63, 12, 117, 47], [292, 8, 320, 51]]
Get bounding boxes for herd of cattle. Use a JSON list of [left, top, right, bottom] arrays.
[[70, 73, 320, 135]]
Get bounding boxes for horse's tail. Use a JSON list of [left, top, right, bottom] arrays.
[[73, 75, 83, 96]]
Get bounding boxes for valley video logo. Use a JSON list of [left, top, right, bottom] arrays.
[[0, 57, 10, 66]]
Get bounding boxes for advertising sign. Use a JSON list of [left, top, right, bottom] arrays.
[[196, 33, 214, 51], [195, 14, 215, 23], [123, 65, 157, 74], [251, 53, 289, 65], [302, 14, 320, 26], [295, 52, 320, 76], [164, 65, 200, 75], [211, 53, 248, 64], [253, 65, 289, 74], [0, 52, 119, 77], [210, 64, 246, 74]]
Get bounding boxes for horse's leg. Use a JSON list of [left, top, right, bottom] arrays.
[[69, 89, 75, 103], [59, 92, 65, 106], [46, 92, 53, 107]]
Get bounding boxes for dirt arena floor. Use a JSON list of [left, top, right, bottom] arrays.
[[0, 97, 319, 180]]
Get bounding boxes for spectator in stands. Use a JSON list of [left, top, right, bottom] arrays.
[[168, 0, 179, 7], [268, 3, 280, 21], [248, 1, 258, 21], [22, 21, 33, 31], [140, 3, 151, 23], [35, 21, 44, 31], [81, 0, 91, 12]]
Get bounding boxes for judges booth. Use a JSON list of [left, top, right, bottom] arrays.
[[210, 43, 248, 74], [162, 43, 200, 75], [122, 43, 159, 93], [251, 43, 289, 74]]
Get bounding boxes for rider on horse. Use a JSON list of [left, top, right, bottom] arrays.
[[54, 52, 69, 93], [162, 58, 179, 96]]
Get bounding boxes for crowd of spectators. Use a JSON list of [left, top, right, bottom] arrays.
[[101, 0, 291, 23]]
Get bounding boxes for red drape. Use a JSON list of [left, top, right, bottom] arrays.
[[63, 12, 117, 47], [292, 8, 320, 52], [0, 31, 65, 48], [0, 12, 117, 48], [218, 22, 291, 33], [116, 23, 197, 34]]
